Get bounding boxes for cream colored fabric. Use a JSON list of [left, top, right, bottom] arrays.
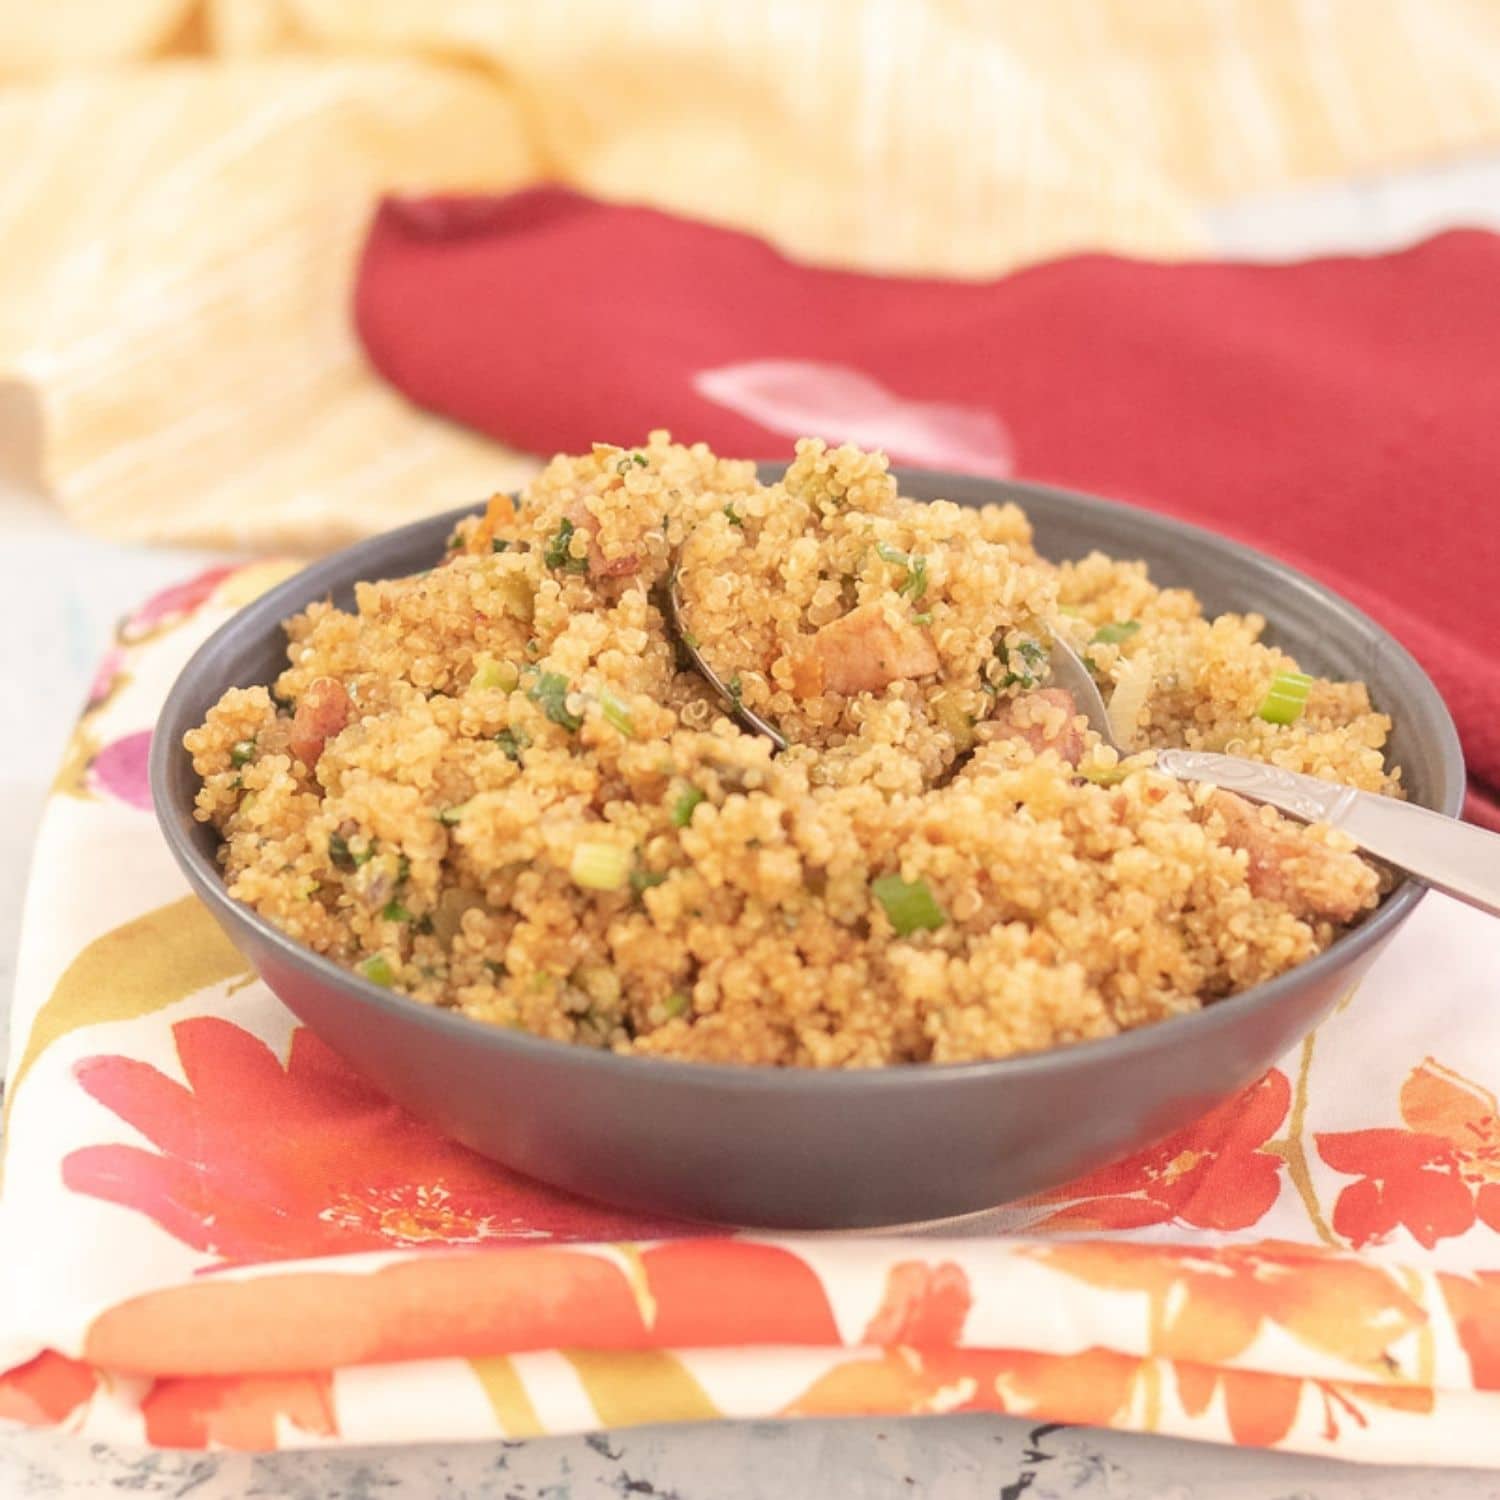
[[2, 1, 1500, 549]]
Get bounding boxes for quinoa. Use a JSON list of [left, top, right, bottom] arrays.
[[186, 435, 1398, 1068]]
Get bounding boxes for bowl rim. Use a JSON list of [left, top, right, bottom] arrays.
[[151, 469, 1467, 1094]]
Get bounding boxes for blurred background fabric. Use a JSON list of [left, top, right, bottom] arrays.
[[4, 0, 1500, 549]]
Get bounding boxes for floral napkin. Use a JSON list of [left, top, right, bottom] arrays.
[[2, 561, 1499, 1461]]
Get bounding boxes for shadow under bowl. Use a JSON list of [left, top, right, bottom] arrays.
[[150, 469, 1464, 1229]]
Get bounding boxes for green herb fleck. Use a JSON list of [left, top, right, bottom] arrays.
[[663, 992, 689, 1019], [396, 854, 411, 883], [724, 503, 744, 527], [528, 671, 583, 732], [727, 674, 743, 706], [491, 538, 511, 553], [381, 900, 414, 923], [912, 612, 933, 626], [997, 638, 1048, 691], [670, 785, 705, 828], [630, 866, 668, 894], [494, 727, 529, 762], [544, 517, 589, 573], [438, 805, 467, 826], [230, 739, 257, 768], [875, 542, 928, 600], [329, 832, 373, 871]]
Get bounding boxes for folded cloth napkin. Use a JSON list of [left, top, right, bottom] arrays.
[[3, 567, 1500, 1458], [356, 191, 1500, 827]]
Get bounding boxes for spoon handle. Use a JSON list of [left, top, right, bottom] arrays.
[[1155, 749, 1500, 919]]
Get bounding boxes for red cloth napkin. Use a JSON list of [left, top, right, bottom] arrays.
[[355, 188, 1500, 825]]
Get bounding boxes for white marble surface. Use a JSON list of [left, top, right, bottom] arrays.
[[5, 155, 1500, 1493]]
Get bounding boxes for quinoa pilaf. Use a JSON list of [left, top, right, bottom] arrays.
[[187, 436, 1399, 1068]]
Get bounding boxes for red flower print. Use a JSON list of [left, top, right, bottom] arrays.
[[1316, 1057, 1500, 1249], [863, 1261, 972, 1346], [87, 730, 154, 811], [0, 1352, 97, 1428], [119, 565, 238, 644], [142, 1373, 335, 1449], [1031, 1070, 1290, 1232], [63, 1018, 691, 1265]]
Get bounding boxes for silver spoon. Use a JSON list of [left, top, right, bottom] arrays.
[[665, 561, 789, 751], [665, 566, 1500, 917], [1047, 633, 1500, 918]]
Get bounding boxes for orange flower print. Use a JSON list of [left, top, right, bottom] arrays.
[[1028, 1240, 1425, 1374], [784, 1345, 1139, 1426], [62, 1018, 691, 1265], [0, 1352, 98, 1428], [1316, 1057, 1500, 1249], [1439, 1270, 1500, 1389], [1031, 1070, 1290, 1231], [863, 1261, 972, 1346], [1174, 1361, 1302, 1447], [142, 1373, 335, 1449]]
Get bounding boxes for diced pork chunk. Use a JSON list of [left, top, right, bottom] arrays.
[[793, 604, 940, 698], [982, 688, 1085, 765], [289, 677, 351, 769], [1209, 789, 1377, 924]]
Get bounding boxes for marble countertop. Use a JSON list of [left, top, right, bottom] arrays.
[[5, 156, 1500, 1495]]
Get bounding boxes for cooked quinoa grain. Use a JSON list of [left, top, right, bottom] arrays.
[[187, 435, 1399, 1068]]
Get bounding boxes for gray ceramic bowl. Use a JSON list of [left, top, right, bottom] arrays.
[[151, 469, 1464, 1230]]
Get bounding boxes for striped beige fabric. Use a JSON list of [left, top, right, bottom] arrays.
[[2, 1, 1500, 549]]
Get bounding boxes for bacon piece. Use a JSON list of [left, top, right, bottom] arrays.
[[982, 687, 1084, 765], [289, 678, 351, 769], [792, 604, 940, 697], [1210, 789, 1377, 923]]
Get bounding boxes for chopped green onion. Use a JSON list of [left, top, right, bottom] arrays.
[[599, 688, 636, 737], [671, 785, 705, 827], [1079, 764, 1130, 787], [630, 866, 668, 894], [438, 805, 467, 826], [727, 674, 743, 706], [724, 503, 744, 527], [663, 992, 689, 1019], [544, 517, 589, 573], [396, 854, 411, 883], [570, 840, 634, 891], [494, 727, 528, 762], [871, 873, 948, 937], [471, 655, 519, 692], [679, 626, 700, 651], [230, 739, 257, 767], [912, 612, 933, 626], [528, 672, 583, 732], [1257, 670, 1313, 725], [1091, 620, 1141, 646], [875, 542, 929, 601], [329, 832, 373, 870], [997, 638, 1048, 691], [615, 450, 649, 473], [446, 528, 464, 553], [381, 900, 414, 923], [491, 538, 511, 553], [359, 954, 396, 987]]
